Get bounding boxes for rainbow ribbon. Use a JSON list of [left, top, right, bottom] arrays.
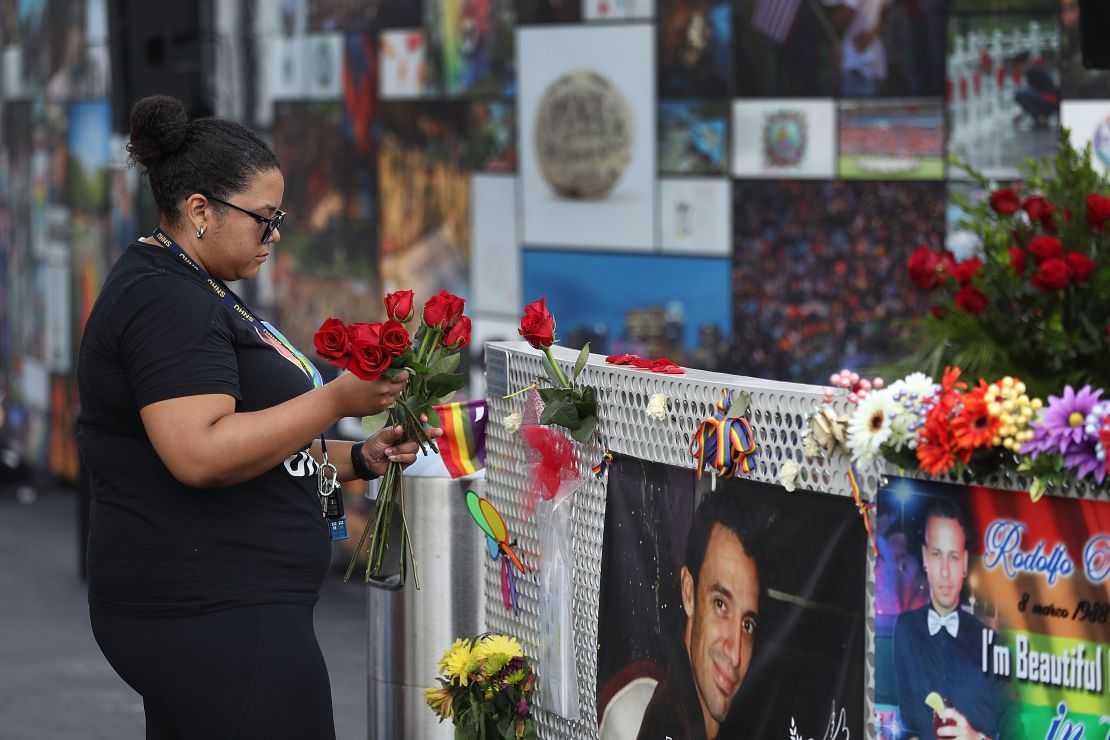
[[687, 390, 757, 479], [847, 468, 879, 557], [591, 434, 615, 479], [591, 449, 614, 478]]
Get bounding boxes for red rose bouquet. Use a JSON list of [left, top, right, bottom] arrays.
[[314, 289, 470, 585], [900, 131, 1110, 399]]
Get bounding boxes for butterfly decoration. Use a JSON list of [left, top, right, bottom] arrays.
[[465, 490, 525, 613]]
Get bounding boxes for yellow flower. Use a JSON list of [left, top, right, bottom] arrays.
[[985, 379, 1041, 451], [424, 686, 454, 718], [472, 634, 523, 664], [439, 638, 474, 684]]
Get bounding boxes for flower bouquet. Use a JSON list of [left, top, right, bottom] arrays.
[[425, 633, 539, 740], [837, 364, 1110, 499], [313, 289, 471, 584], [901, 131, 1110, 399]]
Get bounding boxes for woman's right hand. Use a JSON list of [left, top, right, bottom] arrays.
[[328, 369, 410, 418]]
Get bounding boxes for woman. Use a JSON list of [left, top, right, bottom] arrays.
[[77, 95, 435, 740]]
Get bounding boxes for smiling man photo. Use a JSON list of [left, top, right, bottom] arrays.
[[892, 500, 1011, 740], [637, 492, 763, 740]]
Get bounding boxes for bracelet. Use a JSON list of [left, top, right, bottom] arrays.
[[350, 441, 378, 481]]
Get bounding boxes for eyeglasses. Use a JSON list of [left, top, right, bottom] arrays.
[[203, 194, 286, 244]]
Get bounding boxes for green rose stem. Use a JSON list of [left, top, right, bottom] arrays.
[[541, 346, 571, 389], [344, 411, 422, 588], [416, 326, 444, 365], [344, 459, 396, 582], [397, 397, 439, 454]]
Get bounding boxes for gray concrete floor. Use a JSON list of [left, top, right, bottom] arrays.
[[0, 483, 369, 740]]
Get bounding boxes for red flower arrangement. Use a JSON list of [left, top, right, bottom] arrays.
[[901, 133, 1110, 398], [314, 289, 470, 585]]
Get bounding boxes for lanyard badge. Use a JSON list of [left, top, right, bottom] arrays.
[[318, 436, 347, 541]]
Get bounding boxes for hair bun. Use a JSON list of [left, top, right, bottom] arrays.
[[127, 95, 190, 169]]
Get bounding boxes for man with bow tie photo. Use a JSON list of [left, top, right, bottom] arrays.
[[892, 500, 1011, 740]]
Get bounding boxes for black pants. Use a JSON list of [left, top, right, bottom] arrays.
[[91, 604, 336, 740]]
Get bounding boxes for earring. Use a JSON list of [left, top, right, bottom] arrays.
[[196, 226, 206, 238]]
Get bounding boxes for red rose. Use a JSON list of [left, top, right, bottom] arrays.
[[380, 320, 412, 357], [908, 245, 945, 290], [954, 285, 989, 314], [930, 305, 947, 319], [1027, 235, 1063, 263], [441, 315, 472, 350], [347, 321, 382, 346], [989, 188, 1021, 215], [422, 290, 466, 329], [1030, 258, 1071, 291], [946, 257, 982, 285], [518, 297, 557, 348], [1065, 252, 1096, 282], [348, 322, 391, 380], [1008, 247, 1027, 276], [1086, 193, 1110, 231], [1022, 195, 1049, 220], [384, 290, 415, 323], [1023, 195, 1057, 232], [314, 317, 351, 368]]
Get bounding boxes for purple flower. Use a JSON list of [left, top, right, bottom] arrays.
[[1023, 385, 1107, 482], [516, 696, 528, 717]]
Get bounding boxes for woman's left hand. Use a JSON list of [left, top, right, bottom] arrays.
[[360, 417, 444, 477]]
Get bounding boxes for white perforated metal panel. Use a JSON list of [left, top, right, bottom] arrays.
[[484, 342, 1110, 739], [484, 342, 880, 740]]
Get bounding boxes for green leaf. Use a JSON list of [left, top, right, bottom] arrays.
[[572, 342, 591, 380], [540, 398, 580, 428], [361, 411, 389, 436], [424, 406, 442, 428], [426, 372, 465, 398], [428, 351, 461, 376], [570, 414, 598, 443], [538, 387, 572, 403], [727, 391, 751, 418], [392, 348, 417, 367], [382, 366, 407, 379], [572, 390, 598, 422], [432, 391, 457, 406]]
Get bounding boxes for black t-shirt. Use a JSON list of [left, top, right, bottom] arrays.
[[77, 241, 330, 616]]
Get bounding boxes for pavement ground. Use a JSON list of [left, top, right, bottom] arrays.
[[0, 482, 370, 740]]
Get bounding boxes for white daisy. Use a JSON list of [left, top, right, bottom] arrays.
[[886, 373, 935, 451], [847, 389, 899, 465], [897, 372, 936, 401]]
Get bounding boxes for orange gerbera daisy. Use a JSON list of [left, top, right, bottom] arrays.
[[916, 412, 957, 474], [951, 385, 1001, 451]]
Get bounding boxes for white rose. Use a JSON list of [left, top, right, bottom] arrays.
[[778, 460, 800, 492], [502, 412, 522, 434], [647, 394, 668, 421]]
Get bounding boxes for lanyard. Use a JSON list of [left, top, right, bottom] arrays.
[[152, 228, 323, 388]]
